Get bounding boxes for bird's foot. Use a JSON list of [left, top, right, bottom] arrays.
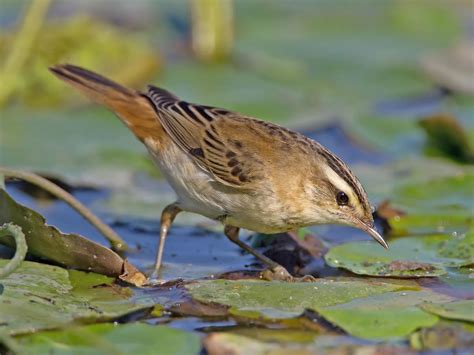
[[261, 266, 318, 282], [144, 278, 165, 286], [260, 265, 294, 281], [296, 274, 318, 282], [143, 270, 166, 286]]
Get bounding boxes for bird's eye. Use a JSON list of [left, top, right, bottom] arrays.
[[336, 191, 349, 206]]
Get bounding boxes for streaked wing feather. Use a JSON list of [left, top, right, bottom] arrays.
[[146, 86, 261, 187]]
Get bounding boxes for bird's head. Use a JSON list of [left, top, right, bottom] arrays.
[[306, 145, 388, 249]]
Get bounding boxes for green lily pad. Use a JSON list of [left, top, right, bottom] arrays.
[[393, 172, 474, 214], [186, 279, 410, 319], [319, 290, 453, 340], [14, 324, 201, 355], [385, 171, 474, 236], [0, 107, 154, 186], [0, 260, 148, 335], [420, 300, 474, 322], [325, 232, 473, 277]]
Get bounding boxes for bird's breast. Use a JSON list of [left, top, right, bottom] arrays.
[[145, 139, 315, 233]]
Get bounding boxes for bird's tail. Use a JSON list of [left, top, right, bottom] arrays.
[[49, 64, 164, 144]]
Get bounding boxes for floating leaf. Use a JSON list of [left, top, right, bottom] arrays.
[[384, 171, 474, 235], [388, 172, 474, 231], [204, 332, 412, 355], [15, 324, 200, 355], [325, 233, 473, 277], [0, 188, 146, 285], [410, 322, 474, 351], [0, 107, 154, 186], [420, 300, 474, 322], [319, 290, 453, 340], [0, 260, 148, 335], [187, 279, 410, 319]]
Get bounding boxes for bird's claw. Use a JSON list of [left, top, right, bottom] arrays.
[[261, 265, 317, 282], [143, 271, 166, 286], [297, 274, 318, 282], [261, 265, 294, 281]]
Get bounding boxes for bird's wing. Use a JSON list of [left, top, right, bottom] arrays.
[[146, 85, 267, 188]]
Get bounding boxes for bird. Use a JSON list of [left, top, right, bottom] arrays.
[[50, 64, 388, 281]]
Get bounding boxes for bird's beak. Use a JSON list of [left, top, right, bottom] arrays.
[[356, 220, 389, 249]]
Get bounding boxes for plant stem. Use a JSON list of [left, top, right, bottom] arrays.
[[0, 223, 27, 278]]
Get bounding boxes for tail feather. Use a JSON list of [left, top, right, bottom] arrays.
[[50, 64, 165, 145], [49, 64, 135, 103]]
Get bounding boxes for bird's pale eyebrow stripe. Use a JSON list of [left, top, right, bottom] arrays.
[[318, 148, 367, 205]]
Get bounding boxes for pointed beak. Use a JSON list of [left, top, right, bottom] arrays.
[[356, 220, 389, 249], [365, 225, 389, 249]]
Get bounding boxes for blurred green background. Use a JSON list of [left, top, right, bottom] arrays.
[[1, 0, 472, 176]]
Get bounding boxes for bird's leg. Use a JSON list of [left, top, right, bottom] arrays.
[[150, 203, 181, 280], [224, 225, 293, 281]]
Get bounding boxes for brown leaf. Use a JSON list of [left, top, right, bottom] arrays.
[[169, 297, 229, 318], [411, 323, 474, 351], [374, 200, 406, 235], [0, 188, 144, 284], [375, 200, 406, 220], [419, 113, 474, 164], [388, 260, 435, 272], [287, 231, 325, 258], [120, 259, 147, 286]]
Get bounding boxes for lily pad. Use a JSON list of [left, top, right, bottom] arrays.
[[325, 233, 473, 277], [0, 107, 154, 186], [14, 324, 200, 355], [0, 260, 148, 335], [385, 171, 474, 236], [319, 290, 453, 340], [420, 300, 474, 322], [0, 187, 145, 284], [186, 279, 410, 319], [204, 332, 412, 355], [410, 322, 474, 351], [393, 171, 474, 214]]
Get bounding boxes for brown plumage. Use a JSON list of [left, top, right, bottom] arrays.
[[50, 64, 387, 281]]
